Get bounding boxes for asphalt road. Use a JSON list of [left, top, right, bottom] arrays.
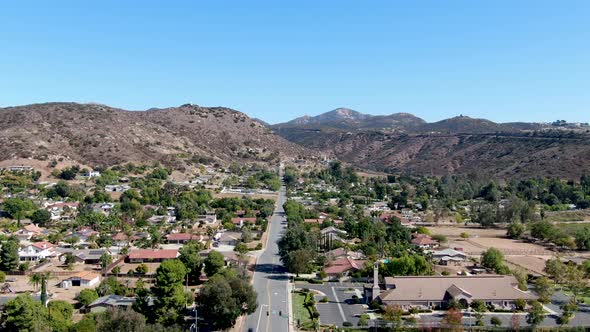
[[242, 184, 289, 332]]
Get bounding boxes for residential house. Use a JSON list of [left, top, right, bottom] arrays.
[[104, 185, 130, 192], [320, 227, 347, 241], [14, 224, 48, 241], [88, 295, 136, 313], [429, 249, 468, 265], [18, 241, 57, 262], [324, 248, 365, 261], [378, 275, 536, 310], [59, 249, 111, 265], [411, 233, 439, 249], [323, 257, 366, 279], [60, 271, 101, 288], [45, 202, 80, 221], [231, 217, 256, 228], [127, 249, 179, 263], [91, 203, 115, 215], [166, 233, 202, 244], [214, 231, 242, 246]]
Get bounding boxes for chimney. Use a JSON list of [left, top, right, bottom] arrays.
[[372, 262, 380, 301]]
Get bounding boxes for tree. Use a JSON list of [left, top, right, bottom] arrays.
[[196, 272, 258, 330], [512, 269, 529, 291], [490, 316, 502, 327], [564, 264, 586, 302], [4, 294, 48, 331], [558, 298, 578, 326], [178, 241, 202, 283], [526, 300, 545, 327], [29, 272, 43, 291], [78, 289, 99, 307], [100, 253, 112, 276], [533, 276, 554, 303], [382, 305, 403, 329], [3, 197, 35, 225], [135, 263, 149, 274], [96, 307, 147, 332], [204, 250, 225, 277], [481, 247, 507, 274], [152, 259, 190, 325], [31, 209, 52, 226], [470, 299, 487, 326], [1, 238, 20, 271], [48, 300, 74, 332], [575, 225, 590, 250], [507, 221, 525, 239], [442, 307, 463, 329], [544, 257, 566, 283], [530, 220, 555, 241], [514, 298, 527, 311], [287, 248, 314, 276]]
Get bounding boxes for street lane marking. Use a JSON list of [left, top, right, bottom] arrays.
[[331, 287, 347, 322]]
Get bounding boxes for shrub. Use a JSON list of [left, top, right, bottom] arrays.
[[320, 296, 328, 303], [255, 243, 263, 250], [343, 321, 353, 327], [441, 270, 450, 276], [0, 271, 5, 282], [432, 234, 448, 243]]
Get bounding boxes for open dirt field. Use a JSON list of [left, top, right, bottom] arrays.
[[426, 225, 557, 275]]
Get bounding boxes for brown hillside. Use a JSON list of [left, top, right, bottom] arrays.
[[0, 102, 310, 168]]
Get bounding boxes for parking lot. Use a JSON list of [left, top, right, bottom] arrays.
[[296, 282, 366, 327]]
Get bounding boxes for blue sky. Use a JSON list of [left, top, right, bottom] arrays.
[[1, 1, 588, 124]]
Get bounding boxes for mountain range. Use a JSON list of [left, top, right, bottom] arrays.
[[0, 102, 310, 169], [0, 103, 588, 179]]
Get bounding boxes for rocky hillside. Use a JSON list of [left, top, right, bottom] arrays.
[[0, 102, 311, 168], [275, 108, 426, 131], [272, 110, 590, 179]]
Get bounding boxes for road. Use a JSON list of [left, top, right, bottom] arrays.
[[242, 182, 290, 332]]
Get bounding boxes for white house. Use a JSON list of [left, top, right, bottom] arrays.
[[60, 271, 100, 288], [18, 241, 57, 262]]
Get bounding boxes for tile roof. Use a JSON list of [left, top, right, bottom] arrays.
[[380, 276, 536, 302], [128, 249, 179, 260]]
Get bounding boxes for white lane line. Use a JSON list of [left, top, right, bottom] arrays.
[[331, 287, 346, 322]]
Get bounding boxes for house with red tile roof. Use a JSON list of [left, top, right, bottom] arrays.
[[323, 257, 366, 279], [127, 249, 179, 263], [411, 233, 439, 249], [166, 233, 203, 244], [18, 240, 57, 262]]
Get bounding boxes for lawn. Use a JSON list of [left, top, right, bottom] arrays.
[[560, 286, 590, 305], [292, 292, 315, 330]]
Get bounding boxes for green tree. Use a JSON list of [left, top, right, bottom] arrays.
[[152, 259, 190, 325], [1, 238, 20, 271], [135, 263, 149, 274], [575, 225, 590, 250], [4, 294, 48, 331], [196, 272, 258, 330], [558, 298, 578, 326], [48, 300, 74, 332], [481, 247, 505, 273], [490, 316, 502, 327], [287, 248, 314, 276], [77, 289, 99, 307], [507, 221, 525, 239], [29, 272, 43, 291], [544, 257, 566, 284], [526, 300, 545, 327], [533, 276, 554, 303], [100, 253, 112, 276], [382, 305, 403, 329], [204, 250, 225, 277], [31, 209, 52, 226], [3, 197, 35, 225], [96, 307, 147, 332], [178, 241, 203, 283]]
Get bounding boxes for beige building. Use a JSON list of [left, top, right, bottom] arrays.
[[378, 275, 535, 310]]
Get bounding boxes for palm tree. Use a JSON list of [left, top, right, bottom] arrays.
[[28, 273, 42, 291]]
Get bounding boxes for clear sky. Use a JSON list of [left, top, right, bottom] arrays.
[[1, 1, 589, 124]]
